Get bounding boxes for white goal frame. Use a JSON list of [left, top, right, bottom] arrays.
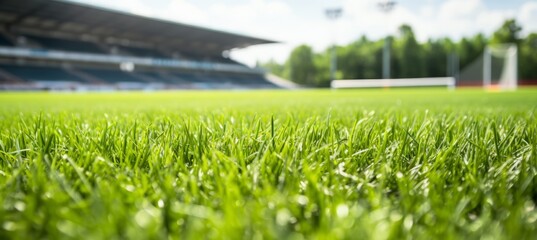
[[331, 77, 456, 89], [483, 44, 518, 90]]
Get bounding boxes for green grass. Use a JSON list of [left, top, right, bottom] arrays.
[[0, 88, 536, 239]]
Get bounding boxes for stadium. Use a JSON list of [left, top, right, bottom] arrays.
[[1, 0, 537, 239], [0, 0, 282, 90]]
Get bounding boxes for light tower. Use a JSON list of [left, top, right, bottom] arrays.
[[325, 8, 342, 81], [378, 1, 396, 79]]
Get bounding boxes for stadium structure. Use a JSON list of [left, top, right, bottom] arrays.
[[0, 0, 281, 90]]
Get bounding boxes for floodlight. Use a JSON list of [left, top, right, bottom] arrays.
[[325, 7, 343, 81]]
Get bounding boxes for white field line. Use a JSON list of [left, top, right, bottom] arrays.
[[331, 77, 455, 89]]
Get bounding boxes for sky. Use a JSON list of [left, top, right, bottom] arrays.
[[72, 0, 537, 66]]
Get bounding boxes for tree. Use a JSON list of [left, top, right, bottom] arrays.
[[520, 33, 537, 79], [260, 59, 285, 78], [286, 45, 317, 85], [491, 19, 522, 44], [394, 24, 425, 78], [457, 34, 487, 69], [338, 36, 380, 80], [261, 21, 537, 86], [313, 51, 331, 87], [423, 39, 448, 77]]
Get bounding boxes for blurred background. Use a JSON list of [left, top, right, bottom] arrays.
[[70, 0, 537, 66], [0, 0, 535, 90]]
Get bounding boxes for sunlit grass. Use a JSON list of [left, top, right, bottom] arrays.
[[0, 88, 536, 239]]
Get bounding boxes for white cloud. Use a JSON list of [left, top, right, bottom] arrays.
[[206, 0, 293, 39], [439, 0, 482, 19], [519, 1, 537, 35], [199, 0, 537, 66], [162, 0, 210, 25], [210, 0, 291, 19], [327, 0, 525, 44]]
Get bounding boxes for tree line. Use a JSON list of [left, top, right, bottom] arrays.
[[260, 19, 537, 87]]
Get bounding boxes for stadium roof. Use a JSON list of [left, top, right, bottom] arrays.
[[0, 0, 277, 55]]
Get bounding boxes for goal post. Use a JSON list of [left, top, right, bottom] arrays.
[[483, 44, 518, 90], [331, 43, 518, 90], [331, 77, 456, 89]]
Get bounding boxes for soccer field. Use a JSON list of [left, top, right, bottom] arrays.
[[1, 89, 536, 239]]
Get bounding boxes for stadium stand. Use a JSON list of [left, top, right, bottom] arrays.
[[79, 68, 145, 83], [0, 63, 83, 83], [0, 0, 279, 90], [0, 34, 13, 47], [24, 34, 106, 54], [115, 45, 170, 59]]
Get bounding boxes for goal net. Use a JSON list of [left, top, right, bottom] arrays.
[[485, 44, 518, 90], [459, 44, 518, 90]]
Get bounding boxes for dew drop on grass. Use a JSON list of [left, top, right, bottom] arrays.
[[276, 209, 292, 226], [528, 212, 537, 224], [299, 181, 307, 190], [125, 185, 135, 192], [390, 212, 402, 222], [235, 200, 245, 207], [3, 221, 16, 231], [524, 201, 535, 212], [44, 191, 53, 199], [296, 195, 309, 206], [14, 201, 25, 212], [57, 220, 77, 236], [404, 216, 414, 230], [135, 210, 152, 228], [468, 213, 477, 221], [336, 204, 349, 218]]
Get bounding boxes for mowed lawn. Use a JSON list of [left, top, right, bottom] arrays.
[[0, 88, 536, 239]]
